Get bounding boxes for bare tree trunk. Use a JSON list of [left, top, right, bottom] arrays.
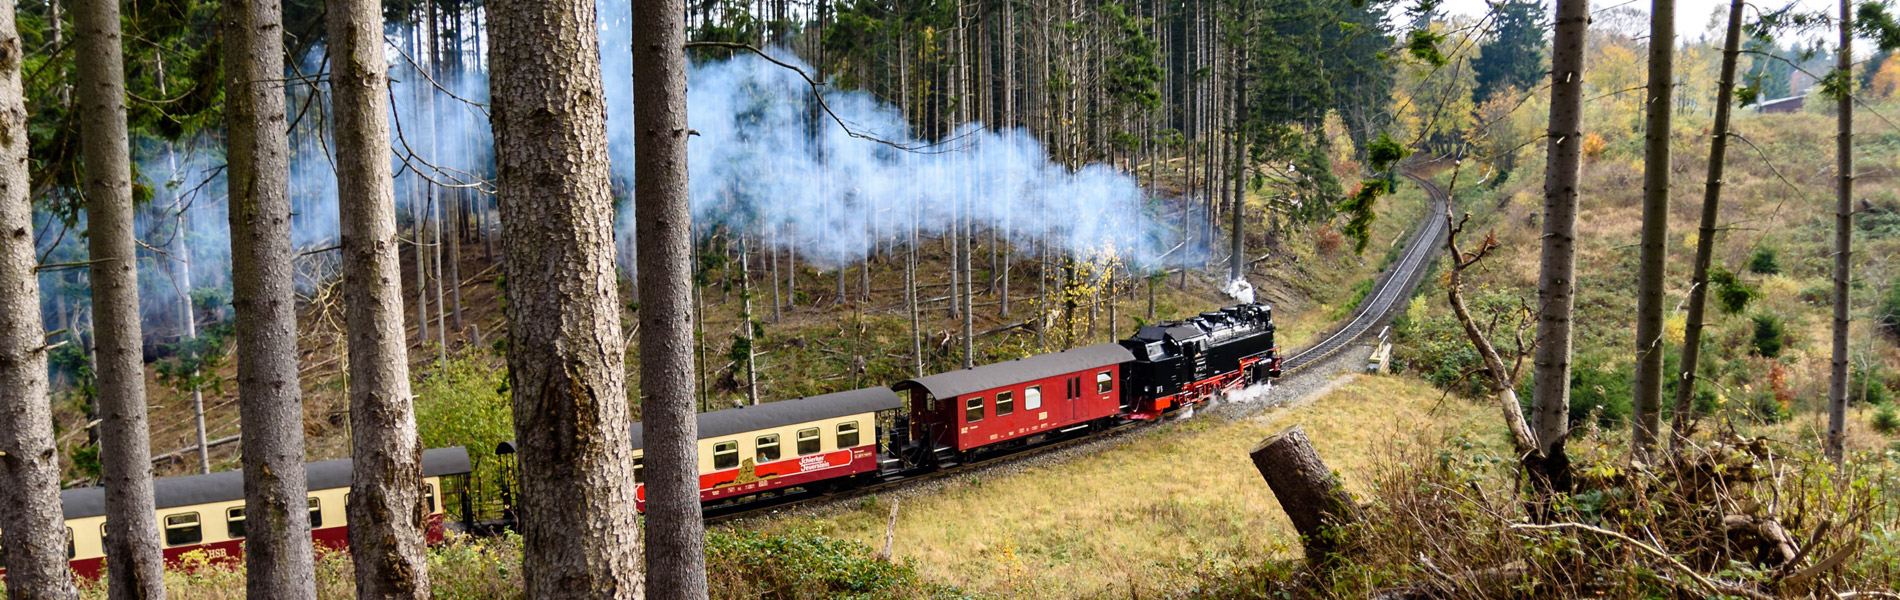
[[226, 0, 318, 595], [1672, 0, 1745, 451], [331, 0, 431, 595], [1445, 212, 1540, 454], [1532, 0, 1589, 474], [411, 20, 431, 347], [908, 210, 922, 376], [632, 0, 709, 596], [0, 5, 81, 594], [1228, 41, 1246, 284], [771, 226, 783, 323], [490, 0, 646, 594], [741, 236, 759, 406], [1632, 0, 1674, 457], [1826, 0, 1853, 464], [76, 0, 167, 594]]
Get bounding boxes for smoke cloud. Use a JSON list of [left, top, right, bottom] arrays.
[[603, 48, 1184, 270]]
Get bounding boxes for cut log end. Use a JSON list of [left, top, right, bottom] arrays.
[[1250, 425, 1361, 567]]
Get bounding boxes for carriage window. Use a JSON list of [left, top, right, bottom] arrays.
[[221, 507, 244, 539], [67, 527, 75, 559], [1025, 386, 1042, 410], [1097, 371, 1113, 394], [632, 457, 644, 484], [164, 512, 203, 547], [837, 422, 860, 448], [309, 497, 324, 528], [713, 441, 739, 470], [424, 483, 437, 513], [965, 397, 985, 423], [796, 428, 821, 455], [996, 391, 1015, 416], [756, 434, 781, 462]]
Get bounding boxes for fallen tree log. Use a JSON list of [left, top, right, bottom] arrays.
[[1250, 425, 1361, 566]]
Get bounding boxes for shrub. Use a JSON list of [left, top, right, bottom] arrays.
[[1751, 314, 1788, 357], [1564, 351, 1633, 425], [708, 526, 972, 600], [1748, 246, 1782, 274], [415, 349, 516, 511], [1874, 406, 1900, 435], [1799, 282, 1833, 305], [1712, 267, 1760, 314], [1853, 364, 1894, 406]]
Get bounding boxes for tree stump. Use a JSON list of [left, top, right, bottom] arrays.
[[1250, 425, 1361, 565]]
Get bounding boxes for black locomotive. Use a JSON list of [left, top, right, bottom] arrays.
[[1118, 303, 1280, 419]]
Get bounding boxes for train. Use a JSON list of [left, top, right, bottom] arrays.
[[4, 301, 1275, 577], [498, 300, 1281, 514]]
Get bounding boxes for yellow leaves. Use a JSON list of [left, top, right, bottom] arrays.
[[1871, 58, 1900, 98], [1582, 133, 1608, 159], [1664, 314, 1686, 347]]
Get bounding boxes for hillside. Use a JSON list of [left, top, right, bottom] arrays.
[[1392, 106, 1900, 453]]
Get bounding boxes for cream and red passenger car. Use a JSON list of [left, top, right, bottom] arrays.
[[5, 446, 472, 578]]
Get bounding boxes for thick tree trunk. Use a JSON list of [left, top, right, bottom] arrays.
[[1533, 0, 1589, 465], [329, 0, 431, 596], [1673, 0, 1745, 451], [0, 5, 81, 595], [225, 0, 318, 596], [1827, 0, 1852, 464], [490, 0, 646, 595], [1250, 425, 1360, 565], [632, 0, 710, 597], [76, 0, 167, 595], [1632, 0, 1674, 457]]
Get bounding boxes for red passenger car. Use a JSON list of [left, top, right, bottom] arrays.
[[896, 343, 1134, 465]]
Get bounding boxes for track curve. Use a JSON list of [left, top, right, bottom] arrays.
[[1280, 172, 1447, 374]]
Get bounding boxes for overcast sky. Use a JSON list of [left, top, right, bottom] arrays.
[[1432, 0, 1847, 45]]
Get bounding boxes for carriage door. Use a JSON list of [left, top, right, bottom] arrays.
[[1066, 376, 1080, 422]]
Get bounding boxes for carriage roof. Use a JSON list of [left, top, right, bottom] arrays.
[[891, 343, 1134, 400]]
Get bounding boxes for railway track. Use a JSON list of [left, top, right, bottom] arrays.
[[710, 173, 1449, 525], [1280, 172, 1448, 374]]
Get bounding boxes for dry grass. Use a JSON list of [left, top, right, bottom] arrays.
[[755, 374, 1501, 599]]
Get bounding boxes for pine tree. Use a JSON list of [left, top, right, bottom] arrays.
[[1472, 0, 1547, 104], [225, 0, 319, 595], [329, 0, 430, 595], [1631, 0, 1674, 456], [75, 0, 167, 594], [635, 0, 710, 596], [1531, 0, 1588, 490], [0, 2, 82, 596], [489, 0, 645, 594], [1672, 0, 1746, 452]]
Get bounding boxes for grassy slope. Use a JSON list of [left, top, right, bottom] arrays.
[[1395, 106, 1900, 453], [754, 375, 1502, 599]]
